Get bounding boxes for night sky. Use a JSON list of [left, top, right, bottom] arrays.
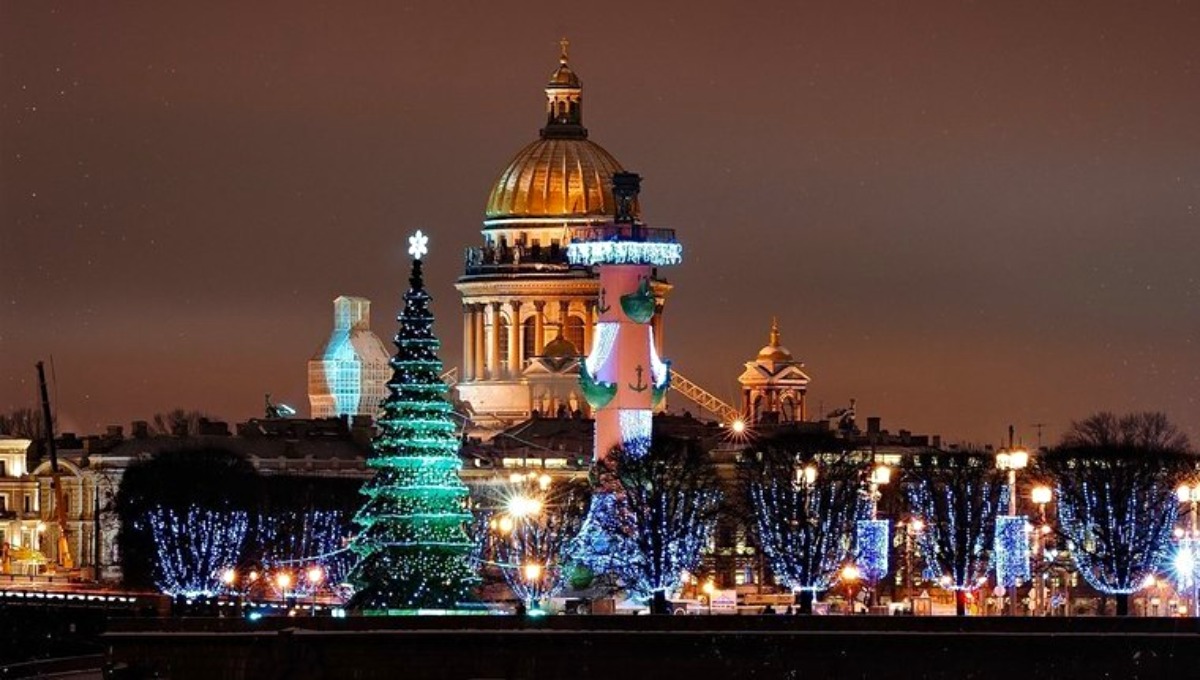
[[2, 1, 1198, 447]]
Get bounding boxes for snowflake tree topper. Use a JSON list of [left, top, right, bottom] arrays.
[[408, 230, 429, 260]]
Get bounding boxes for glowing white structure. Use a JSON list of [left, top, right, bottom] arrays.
[[307, 296, 391, 419], [571, 173, 681, 459]]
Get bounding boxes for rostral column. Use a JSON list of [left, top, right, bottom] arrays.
[[568, 172, 682, 460]]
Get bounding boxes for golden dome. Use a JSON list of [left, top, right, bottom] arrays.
[[548, 37, 581, 88], [484, 42, 639, 222], [757, 317, 795, 362], [485, 138, 628, 220]]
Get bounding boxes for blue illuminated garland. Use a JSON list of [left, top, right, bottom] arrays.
[[1055, 477, 1178, 595], [855, 519, 890, 584], [748, 457, 862, 593], [905, 466, 1003, 591], [994, 515, 1031, 587], [145, 505, 249, 598]]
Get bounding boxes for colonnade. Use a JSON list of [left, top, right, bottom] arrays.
[[460, 298, 664, 382]]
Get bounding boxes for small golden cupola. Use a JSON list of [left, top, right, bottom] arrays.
[[545, 38, 583, 133], [738, 318, 812, 424]]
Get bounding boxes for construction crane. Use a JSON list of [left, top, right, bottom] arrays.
[[669, 370, 739, 424], [36, 361, 73, 571]]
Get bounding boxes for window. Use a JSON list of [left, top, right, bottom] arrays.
[[23, 494, 32, 513], [0, 495, 7, 512], [564, 315, 585, 354], [522, 317, 538, 358], [497, 317, 510, 366], [0, 460, 6, 477]]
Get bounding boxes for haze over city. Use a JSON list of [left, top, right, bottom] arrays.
[[2, 1, 1198, 445]]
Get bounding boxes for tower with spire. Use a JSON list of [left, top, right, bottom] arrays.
[[737, 318, 811, 424]]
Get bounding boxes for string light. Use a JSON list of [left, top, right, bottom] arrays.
[[905, 466, 1004, 591], [144, 505, 249, 598], [855, 519, 890, 585], [994, 515, 1031, 587], [1055, 476, 1178, 595], [566, 241, 683, 267], [745, 453, 863, 594], [347, 243, 476, 612]]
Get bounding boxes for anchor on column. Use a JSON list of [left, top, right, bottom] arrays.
[[629, 364, 648, 392]]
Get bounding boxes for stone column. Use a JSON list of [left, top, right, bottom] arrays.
[[583, 300, 595, 353], [472, 304, 486, 381], [652, 303, 665, 357], [533, 301, 546, 356], [508, 300, 522, 378], [488, 302, 502, 380], [557, 300, 570, 345], [462, 304, 474, 381]]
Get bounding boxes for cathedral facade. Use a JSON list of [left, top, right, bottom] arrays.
[[455, 45, 669, 429]]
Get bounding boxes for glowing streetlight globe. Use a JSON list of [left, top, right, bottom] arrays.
[[306, 566, 325, 585], [1031, 486, 1053, 505]]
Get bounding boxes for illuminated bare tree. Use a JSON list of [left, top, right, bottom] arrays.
[[903, 453, 1005, 616], [1041, 412, 1192, 615], [588, 437, 722, 614], [739, 434, 864, 614], [483, 476, 590, 606]]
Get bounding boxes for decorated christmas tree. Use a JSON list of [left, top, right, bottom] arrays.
[[348, 231, 475, 612]]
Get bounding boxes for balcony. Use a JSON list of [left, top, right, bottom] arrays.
[[463, 244, 581, 276]]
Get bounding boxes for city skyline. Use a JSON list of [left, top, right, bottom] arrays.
[[2, 2, 1198, 446]]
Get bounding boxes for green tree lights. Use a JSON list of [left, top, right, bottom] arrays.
[[348, 231, 475, 612]]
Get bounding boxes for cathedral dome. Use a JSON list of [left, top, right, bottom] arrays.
[[483, 42, 639, 223], [485, 138, 627, 220]]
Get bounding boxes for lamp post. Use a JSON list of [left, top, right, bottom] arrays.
[[840, 564, 861, 614], [996, 442, 1029, 616], [1031, 486, 1052, 616], [1176, 482, 1200, 616], [862, 464, 891, 608], [898, 518, 924, 609], [275, 571, 293, 607], [702, 579, 716, 616], [306, 565, 324, 616], [522, 562, 543, 611]]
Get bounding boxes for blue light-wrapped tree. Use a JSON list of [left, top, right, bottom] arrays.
[[1039, 412, 1191, 616], [740, 435, 864, 614], [348, 231, 475, 613], [903, 452, 1005, 616], [589, 436, 721, 614]]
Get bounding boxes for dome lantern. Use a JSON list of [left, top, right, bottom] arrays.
[[543, 37, 585, 138]]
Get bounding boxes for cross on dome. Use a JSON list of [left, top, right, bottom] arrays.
[[408, 230, 429, 260]]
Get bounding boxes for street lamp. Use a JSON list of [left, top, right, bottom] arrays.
[[799, 464, 817, 487], [996, 448, 1029, 515], [306, 566, 324, 615], [276, 571, 293, 604], [1029, 485, 1054, 616], [898, 518, 925, 607], [841, 564, 861, 613], [702, 579, 716, 616], [522, 562, 543, 610], [1175, 482, 1200, 616], [996, 446, 1029, 616]]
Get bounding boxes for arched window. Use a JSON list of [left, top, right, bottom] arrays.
[[564, 315, 585, 354], [497, 317, 510, 372], [523, 317, 538, 358], [781, 395, 797, 422]]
